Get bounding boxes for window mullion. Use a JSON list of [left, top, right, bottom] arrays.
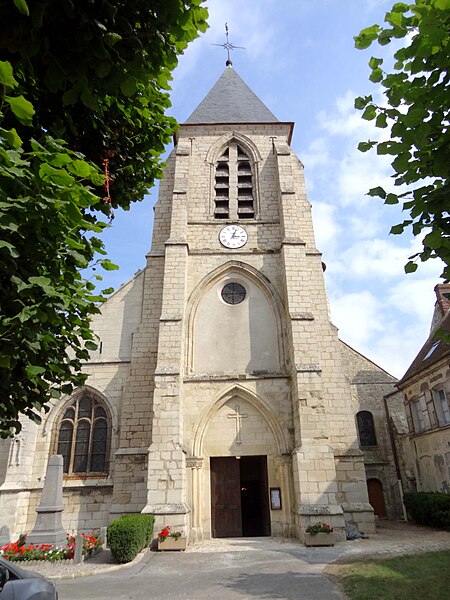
[[87, 406, 95, 473], [68, 398, 80, 474], [229, 144, 238, 220]]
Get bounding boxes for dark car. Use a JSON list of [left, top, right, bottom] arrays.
[[0, 556, 57, 599]]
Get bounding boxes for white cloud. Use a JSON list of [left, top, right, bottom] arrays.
[[301, 137, 331, 169], [329, 282, 437, 378], [336, 151, 393, 208], [311, 201, 341, 250], [330, 290, 384, 346], [333, 238, 410, 280], [388, 275, 441, 323]]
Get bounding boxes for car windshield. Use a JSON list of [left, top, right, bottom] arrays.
[[0, 556, 43, 580]]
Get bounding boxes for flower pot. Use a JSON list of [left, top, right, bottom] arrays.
[[157, 537, 187, 551], [304, 532, 335, 547]]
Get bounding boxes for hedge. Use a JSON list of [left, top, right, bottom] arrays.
[[107, 514, 154, 563], [403, 492, 450, 530]]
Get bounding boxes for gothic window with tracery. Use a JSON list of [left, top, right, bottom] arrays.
[[214, 144, 255, 219], [356, 410, 377, 447], [56, 394, 110, 475]]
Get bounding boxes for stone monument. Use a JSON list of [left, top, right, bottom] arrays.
[[27, 454, 66, 546], [0, 526, 9, 546]]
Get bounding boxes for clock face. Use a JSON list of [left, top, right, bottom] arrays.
[[219, 225, 248, 249]]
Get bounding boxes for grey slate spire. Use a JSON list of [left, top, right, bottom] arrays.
[[185, 66, 278, 124]]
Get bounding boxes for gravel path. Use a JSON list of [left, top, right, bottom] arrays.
[[14, 548, 131, 580]]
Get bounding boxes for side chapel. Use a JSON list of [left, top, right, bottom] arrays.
[[0, 65, 406, 543]]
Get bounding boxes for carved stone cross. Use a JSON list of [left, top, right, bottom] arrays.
[[227, 405, 248, 445]]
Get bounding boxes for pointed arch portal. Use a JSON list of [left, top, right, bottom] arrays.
[[188, 384, 290, 539]]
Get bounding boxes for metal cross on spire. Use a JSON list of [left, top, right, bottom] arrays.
[[212, 23, 245, 67]]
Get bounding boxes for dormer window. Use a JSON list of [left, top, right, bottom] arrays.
[[214, 144, 255, 220]]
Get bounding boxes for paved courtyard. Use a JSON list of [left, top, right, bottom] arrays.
[[54, 523, 450, 600], [57, 539, 345, 600]]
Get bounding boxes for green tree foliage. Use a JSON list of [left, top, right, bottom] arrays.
[[354, 0, 450, 280], [1, 0, 208, 207], [0, 1, 208, 437]]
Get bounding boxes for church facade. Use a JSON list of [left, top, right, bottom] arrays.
[[0, 67, 404, 544]]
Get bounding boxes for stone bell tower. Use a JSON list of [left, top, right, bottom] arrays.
[[109, 64, 375, 542]]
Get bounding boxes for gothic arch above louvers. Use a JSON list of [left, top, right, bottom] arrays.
[[205, 131, 262, 166]]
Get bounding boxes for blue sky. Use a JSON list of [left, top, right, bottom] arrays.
[[97, 0, 443, 378]]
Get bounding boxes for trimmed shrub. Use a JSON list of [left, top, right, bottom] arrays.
[[403, 492, 450, 530], [107, 514, 154, 564]]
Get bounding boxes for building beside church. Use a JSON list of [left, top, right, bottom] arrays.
[[397, 284, 450, 493], [0, 65, 406, 544]]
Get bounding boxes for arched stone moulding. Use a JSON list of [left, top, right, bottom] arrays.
[[184, 260, 287, 375], [191, 383, 291, 458]]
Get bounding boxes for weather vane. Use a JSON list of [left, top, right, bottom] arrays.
[[212, 23, 245, 66]]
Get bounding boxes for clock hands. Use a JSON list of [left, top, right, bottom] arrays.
[[219, 225, 248, 248]]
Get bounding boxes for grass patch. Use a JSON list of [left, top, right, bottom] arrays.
[[334, 550, 450, 600]]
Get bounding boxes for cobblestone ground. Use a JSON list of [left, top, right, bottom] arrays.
[[21, 521, 450, 580], [334, 520, 450, 562]]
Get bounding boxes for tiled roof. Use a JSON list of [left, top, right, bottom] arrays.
[[398, 311, 450, 384], [185, 66, 278, 124]]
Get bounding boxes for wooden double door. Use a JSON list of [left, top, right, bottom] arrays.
[[210, 455, 271, 538]]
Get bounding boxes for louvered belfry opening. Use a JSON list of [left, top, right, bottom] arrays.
[[214, 148, 230, 218], [214, 144, 254, 220], [237, 146, 254, 219]]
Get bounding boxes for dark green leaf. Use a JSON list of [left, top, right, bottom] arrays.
[[385, 193, 399, 205], [0, 61, 18, 88], [385, 10, 404, 27], [13, 0, 29, 16], [120, 77, 137, 97], [368, 186, 387, 199], [354, 25, 380, 49], [39, 163, 75, 186], [404, 261, 418, 273], [5, 95, 35, 125], [100, 259, 119, 271], [390, 224, 405, 234], [62, 88, 80, 105], [392, 3, 408, 12], [354, 95, 372, 110], [25, 365, 46, 377], [2, 128, 22, 147], [357, 141, 376, 152], [375, 113, 388, 128], [369, 68, 383, 83], [362, 105, 377, 120], [0, 356, 11, 368], [369, 57, 383, 69], [0, 240, 19, 257], [101, 287, 114, 295], [105, 32, 122, 46], [68, 159, 92, 178]]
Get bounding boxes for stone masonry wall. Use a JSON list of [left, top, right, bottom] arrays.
[[339, 340, 405, 518]]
